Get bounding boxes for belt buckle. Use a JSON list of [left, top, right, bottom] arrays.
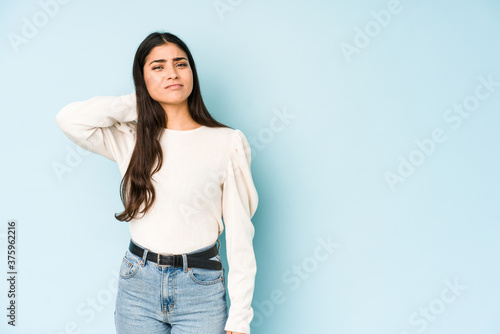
[[157, 253, 167, 267], [157, 253, 173, 267]]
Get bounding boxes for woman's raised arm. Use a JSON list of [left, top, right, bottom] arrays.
[[55, 93, 138, 164]]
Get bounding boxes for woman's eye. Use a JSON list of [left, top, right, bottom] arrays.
[[152, 64, 186, 70]]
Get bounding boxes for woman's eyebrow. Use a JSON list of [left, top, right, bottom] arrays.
[[148, 57, 187, 66]]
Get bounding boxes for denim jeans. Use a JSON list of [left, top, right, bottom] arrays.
[[114, 239, 228, 333]]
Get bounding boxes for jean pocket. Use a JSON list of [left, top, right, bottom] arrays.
[[188, 254, 224, 285], [119, 250, 142, 279]]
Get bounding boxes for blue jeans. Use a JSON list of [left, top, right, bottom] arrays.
[[114, 239, 228, 333]]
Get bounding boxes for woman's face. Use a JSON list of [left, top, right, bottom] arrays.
[[143, 43, 193, 108]]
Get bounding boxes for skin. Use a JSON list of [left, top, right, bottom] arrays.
[[143, 43, 201, 130], [144, 45, 245, 334]]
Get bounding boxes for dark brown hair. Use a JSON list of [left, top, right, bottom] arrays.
[[115, 31, 230, 222]]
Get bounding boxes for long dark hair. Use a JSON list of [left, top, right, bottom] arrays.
[[115, 31, 230, 222]]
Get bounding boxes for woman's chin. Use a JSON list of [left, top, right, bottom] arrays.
[[155, 97, 189, 106]]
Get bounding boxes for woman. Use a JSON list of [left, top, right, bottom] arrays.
[[55, 31, 258, 334]]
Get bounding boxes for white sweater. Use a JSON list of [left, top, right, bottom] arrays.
[[55, 93, 259, 334]]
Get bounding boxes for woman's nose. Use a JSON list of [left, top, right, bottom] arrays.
[[164, 66, 179, 80]]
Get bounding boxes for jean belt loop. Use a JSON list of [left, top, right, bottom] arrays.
[[182, 254, 188, 272], [216, 238, 220, 254], [141, 248, 148, 267]]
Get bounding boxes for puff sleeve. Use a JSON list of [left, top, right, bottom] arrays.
[[55, 93, 138, 164], [222, 129, 259, 334]]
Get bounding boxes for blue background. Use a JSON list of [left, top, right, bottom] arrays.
[[1, 0, 499, 333]]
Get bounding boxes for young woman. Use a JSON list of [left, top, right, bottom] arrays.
[[55, 31, 258, 334]]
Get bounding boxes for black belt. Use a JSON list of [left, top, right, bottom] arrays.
[[128, 239, 223, 270]]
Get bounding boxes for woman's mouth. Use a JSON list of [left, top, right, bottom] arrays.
[[165, 84, 182, 89]]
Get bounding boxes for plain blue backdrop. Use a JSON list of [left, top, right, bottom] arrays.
[[1, 0, 499, 333]]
